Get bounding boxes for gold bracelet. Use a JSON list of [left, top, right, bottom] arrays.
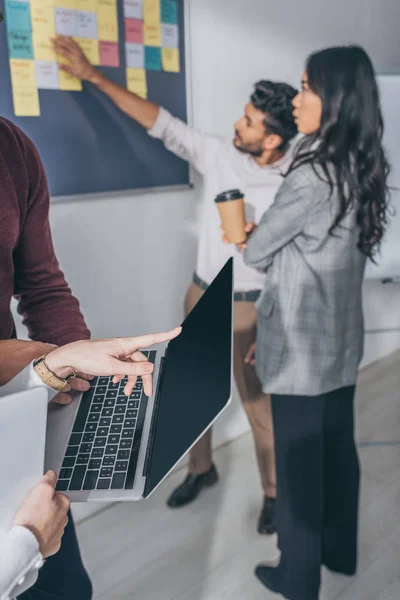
[[33, 354, 76, 393]]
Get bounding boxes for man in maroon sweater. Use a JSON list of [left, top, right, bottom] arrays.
[[0, 118, 92, 598]]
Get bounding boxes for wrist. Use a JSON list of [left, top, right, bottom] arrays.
[[44, 349, 75, 379], [87, 67, 102, 85]]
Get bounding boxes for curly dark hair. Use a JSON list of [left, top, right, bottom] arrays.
[[251, 80, 298, 151], [289, 46, 391, 261]]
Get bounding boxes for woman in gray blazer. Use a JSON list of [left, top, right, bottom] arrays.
[[242, 46, 391, 599]]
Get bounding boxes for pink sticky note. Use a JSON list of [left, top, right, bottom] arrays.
[[125, 18, 143, 44], [99, 41, 120, 67]]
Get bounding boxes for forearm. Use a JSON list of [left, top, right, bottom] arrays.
[[0, 340, 56, 386], [88, 70, 159, 129]]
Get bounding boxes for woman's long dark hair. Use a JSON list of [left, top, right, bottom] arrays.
[[289, 45, 391, 260]]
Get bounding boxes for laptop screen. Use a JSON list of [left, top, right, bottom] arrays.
[[144, 258, 233, 497]]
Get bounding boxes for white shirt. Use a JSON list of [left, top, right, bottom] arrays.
[[0, 365, 55, 600], [149, 108, 296, 291]]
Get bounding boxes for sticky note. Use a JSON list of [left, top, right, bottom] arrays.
[[125, 42, 144, 69], [30, 1, 55, 34], [75, 37, 100, 64], [9, 58, 37, 88], [77, 0, 97, 11], [161, 23, 178, 48], [77, 10, 98, 38], [161, 0, 177, 24], [7, 30, 34, 59], [12, 86, 41, 116], [55, 8, 77, 36], [143, 22, 161, 46], [125, 18, 143, 43], [97, 0, 118, 42], [162, 47, 179, 72], [145, 46, 161, 70], [35, 60, 60, 88], [5, 1, 32, 32], [58, 66, 83, 90], [126, 67, 147, 98], [143, 0, 160, 24], [99, 40, 119, 66], [32, 32, 57, 61], [124, 0, 142, 19]]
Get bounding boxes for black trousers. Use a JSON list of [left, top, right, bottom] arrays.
[[271, 386, 360, 600], [18, 512, 92, 600]]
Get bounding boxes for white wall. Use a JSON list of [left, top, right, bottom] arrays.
[[12, 0, 400, 459]]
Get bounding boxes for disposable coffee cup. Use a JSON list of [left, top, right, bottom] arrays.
[[215, 189, 247, 244]]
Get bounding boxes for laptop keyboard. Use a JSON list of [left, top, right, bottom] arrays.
[[56, 351, 155, 493]]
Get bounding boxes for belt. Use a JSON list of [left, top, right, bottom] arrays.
[[193, 273, 261, 303]]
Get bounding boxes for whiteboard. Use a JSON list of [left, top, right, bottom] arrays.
[[365, 75, 400, 279]]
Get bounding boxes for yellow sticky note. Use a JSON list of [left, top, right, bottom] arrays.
[[143, 23, 161, 46], [32, 32, 57, 62], [126, 67, 147, 98], [143, 0, 160, 24], [77, 0, 97, 11], [31, 1, 56, 35], [75, 37, 100, 65], [162, 47, 179, 73], [10, 59, 37, 88], [58, 67, 83, 90], [98, 0, 119, 42], [12, 87, 41, 117]]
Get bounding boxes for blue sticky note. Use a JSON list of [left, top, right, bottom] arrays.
[[8, 30, 34, 59], [161, 0, 178, 25], [145, 46, 162, 71], [5, 1, 32, 33]]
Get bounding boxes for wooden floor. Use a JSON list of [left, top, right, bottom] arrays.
[[75, 350, 400, 600]]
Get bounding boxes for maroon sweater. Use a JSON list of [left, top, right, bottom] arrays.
[[0, 118, 90, 345]]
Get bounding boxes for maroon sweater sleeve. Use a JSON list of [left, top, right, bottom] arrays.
[[12, 128, 91, 345]]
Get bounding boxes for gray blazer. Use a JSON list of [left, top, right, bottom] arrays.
[[244, 163, 366, 396]]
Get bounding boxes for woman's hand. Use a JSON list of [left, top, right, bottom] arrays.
[[244, 342, 256, 367], [221, 222, 257, 252], [52, 35, 96, 81], [45, 328, 182, 398]]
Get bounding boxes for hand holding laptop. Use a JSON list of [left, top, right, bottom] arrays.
[[12, 470, 70, 558]]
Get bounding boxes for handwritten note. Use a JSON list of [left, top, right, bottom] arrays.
[[126, 67, 147, 98], [97, 0, 118, 42], [5, 1, 32, 32], [77, 10, 98, 38], [162, 47, 179, 72], [125, 18, 143, 43], [9, 58, 37, 88], [58, 66, 83, 90], [12, 86, 41, 116], [124, 0, 142, 19], [32, 32, 57, 61], [161, 0, 177, 24], [35, 60, 60, 88], [7, 30, 34, 60], [144, 23, 161, 46], [145, 45, 161, 70], [161, 23, 178, 48], [125, 42, 144, 68], [75, 37, 100, 64], [77, 0, 97, 11], [143, 0, 160, 24], [55, 8, 77, 36], [99, 40, 119, 66]]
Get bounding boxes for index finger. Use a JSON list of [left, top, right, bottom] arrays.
[[41, 470, 58, 488], [118, 327, 182, 354]]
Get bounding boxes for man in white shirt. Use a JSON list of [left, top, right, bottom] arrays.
[[53, 35, 298, 533]]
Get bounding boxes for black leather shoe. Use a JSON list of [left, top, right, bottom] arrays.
[[166, 464, 219, 508], [254, 564, 282, 594], [258, 496, 277, 534]]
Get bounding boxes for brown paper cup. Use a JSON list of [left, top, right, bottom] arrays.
[[215, 190, 247, 244]]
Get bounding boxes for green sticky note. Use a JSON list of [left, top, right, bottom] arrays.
[[5, 1, 31, 33], [145, 46, 162, 71], [8, 30, 34, 59], [161, 0, 178, 25]]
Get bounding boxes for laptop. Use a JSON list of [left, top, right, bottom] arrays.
[[0, 388, 48, 531], [45, 258, 233, 501]]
